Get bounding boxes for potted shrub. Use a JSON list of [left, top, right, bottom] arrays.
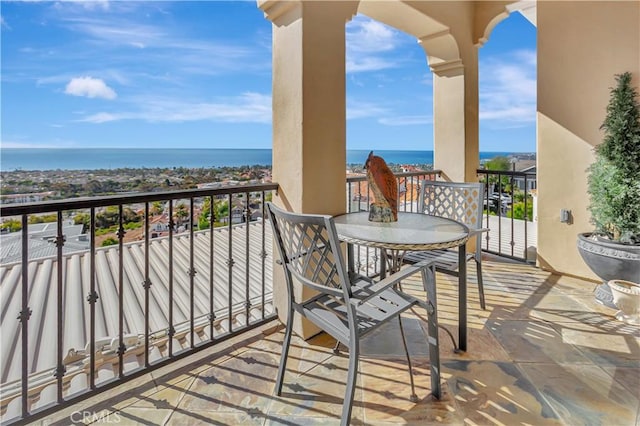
[[577, 72, 640, 307]]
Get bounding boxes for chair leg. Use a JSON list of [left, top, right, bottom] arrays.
[[341, 338, 359, 426], [421, 264, 442, 399], [476, 260, 486, 310], [438, 324, 460, 354], [274, 309, 294, 396], [398, 315, 419, 402]]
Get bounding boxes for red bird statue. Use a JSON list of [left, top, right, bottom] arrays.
[[365, 151, 398, 222]]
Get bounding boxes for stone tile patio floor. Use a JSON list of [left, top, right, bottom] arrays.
[[42, 259, 639, 425]]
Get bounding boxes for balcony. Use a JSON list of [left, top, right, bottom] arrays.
[[31, 258, 639, 425], [1, 174, 637, 425]]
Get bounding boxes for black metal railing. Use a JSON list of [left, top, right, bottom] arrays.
[[476, 169, 537, 263], [0, 183, 278, 425], [346, 170, 441, 277], [0, 166, 534, 423]]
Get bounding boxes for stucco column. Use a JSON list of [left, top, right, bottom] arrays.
[[429, 53, 480, 183], [259, 0, 357, 338]]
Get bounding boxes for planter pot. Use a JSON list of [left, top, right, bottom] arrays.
[[577, 233, 640, 308], [609, 279, 640, 325]]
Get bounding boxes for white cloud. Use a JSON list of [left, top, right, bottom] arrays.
[[65, 76, 117, 99], [479, 49, 536, 128], [81, 112, 118, 123], [50, 0, 111, 11], [76, 0, 110, 11], [378, 115, 432, 126], [347, 99, 389, 120], [0, 140, 72, 149], [1, 15, 11, 30], [346, 16, 404, 74], [347, 18, 398, 53], [78, 92, 272, 124], [346, 57, 396, 73], [64, 17, 165, 48], [347, 99, 431, 126]]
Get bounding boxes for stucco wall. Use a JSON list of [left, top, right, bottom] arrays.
[[537, 1, 640, 278]]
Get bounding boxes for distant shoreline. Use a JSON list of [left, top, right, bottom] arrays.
[[0, 148, 534, 172]]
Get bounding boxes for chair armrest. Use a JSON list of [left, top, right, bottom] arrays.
[[470, 227, 490, 236], [468, 227, 490, 244], [350, 262, 431, 306]]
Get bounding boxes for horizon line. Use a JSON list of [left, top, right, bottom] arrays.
[[1, 147, 536, 153]]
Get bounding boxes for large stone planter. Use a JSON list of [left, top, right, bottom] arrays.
[[577, 233, 640, 308]]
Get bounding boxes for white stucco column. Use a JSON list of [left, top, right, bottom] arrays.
[[259, 0, 358, 338], [426, 46, 480, 183]]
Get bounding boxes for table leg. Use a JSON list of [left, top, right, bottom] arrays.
[[422, 264, 441, 399], [458, 243, 467, 352], [380, 249, 387, 279], [346, 243, 357, 282]]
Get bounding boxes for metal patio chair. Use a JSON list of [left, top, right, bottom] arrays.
[[404, 181, 489, 310], [266, 202, 441, 426]]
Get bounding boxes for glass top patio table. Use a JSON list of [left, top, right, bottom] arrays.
[[333, 211, 469, 250], [333, 211, 471, 352]]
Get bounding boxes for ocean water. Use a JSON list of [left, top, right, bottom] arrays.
[[0, 148, 515, 171]]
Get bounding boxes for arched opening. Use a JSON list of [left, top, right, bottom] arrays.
[[479, 11, 536, 158], [478, 9, 537, 260], [345, 15, 435, 161]]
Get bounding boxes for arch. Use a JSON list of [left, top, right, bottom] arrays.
[[357, 0, 462, 74], [475, 1, 536, 47], [476, 10, 510, 47]]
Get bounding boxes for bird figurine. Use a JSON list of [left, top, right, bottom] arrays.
[[365, 151, 398, 222]]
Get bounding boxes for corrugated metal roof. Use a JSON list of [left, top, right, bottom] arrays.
[[0, 223, 88, 264], [0, 220, 273, 420]]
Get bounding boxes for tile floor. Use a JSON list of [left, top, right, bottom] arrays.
[[39, 259, 639, 425]]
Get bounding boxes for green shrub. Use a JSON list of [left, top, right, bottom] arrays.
[[1, 219, 22, 233], [101, 237, 119, 247], [588, 156, 640, 241], [508, 201, 534, 221], [587, 72, 640, 244]]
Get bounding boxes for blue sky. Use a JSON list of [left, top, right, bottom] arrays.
[[1, 1, 536, 152]]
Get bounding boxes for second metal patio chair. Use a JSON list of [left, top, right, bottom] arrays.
[[405, 181, 489, 309], [266, 202, 442, 426]]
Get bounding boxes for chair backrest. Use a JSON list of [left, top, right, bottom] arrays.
[[418, 181, 484, 231], [266, 202, 352, 300]]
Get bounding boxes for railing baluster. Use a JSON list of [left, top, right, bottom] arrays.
[[20, 214, 30, 419], [510, 174, 515, 257], [117, 205, 125, 378], [55, 210, 65, 403], [497, 174, 503, 255], [189, 197, 195, 349], [260, 191, 266, 320], [356, 179, 362, 212], [244, 192, 251, 326], [485, 178, 491, 250], [227, 193, 233, 333], [89, 207, 96, 390], [209, 196, 215, 340], [524, 174, 529, 262], [143, 202, 150, 367], [168, 201, 175, 357]]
